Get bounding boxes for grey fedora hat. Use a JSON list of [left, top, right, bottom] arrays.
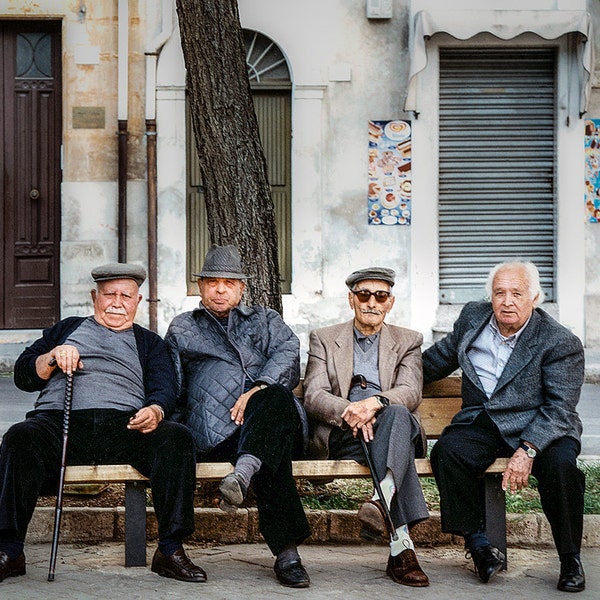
[[193, 244, 250, 280]]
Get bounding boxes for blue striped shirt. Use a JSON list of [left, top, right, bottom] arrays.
[[467, 315, 530, 398]]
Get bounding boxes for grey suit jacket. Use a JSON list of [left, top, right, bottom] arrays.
[[422, 301, 584, 452], [303, 320, 425, 459]]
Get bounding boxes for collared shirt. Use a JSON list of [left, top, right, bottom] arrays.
[[350, 328, 382, 401], [467, 314, 531, 398]]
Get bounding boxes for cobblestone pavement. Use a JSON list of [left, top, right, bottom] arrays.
[[1, 543, 598, 599]]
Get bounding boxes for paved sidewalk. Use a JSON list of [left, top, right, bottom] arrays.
[[1, 542, 598, 599]]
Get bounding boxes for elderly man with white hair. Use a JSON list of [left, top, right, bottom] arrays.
[[423, 261, 586, 593]]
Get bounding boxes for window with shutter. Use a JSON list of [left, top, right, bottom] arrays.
[[438, 47, 556, 303], [186, 30, 292, 294]]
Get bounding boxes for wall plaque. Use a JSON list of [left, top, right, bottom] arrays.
[[72, 107, 105, 129]]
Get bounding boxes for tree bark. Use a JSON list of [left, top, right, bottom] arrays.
[[176, 0, 283, 313]]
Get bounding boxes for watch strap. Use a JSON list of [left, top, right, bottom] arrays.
[[519, 442, 537, 458]]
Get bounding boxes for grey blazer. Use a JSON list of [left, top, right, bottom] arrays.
[[303, 320, 426, 459], [422, 301, 584, 452]]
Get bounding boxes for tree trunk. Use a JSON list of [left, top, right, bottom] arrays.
[[176, 0, 283, 314]]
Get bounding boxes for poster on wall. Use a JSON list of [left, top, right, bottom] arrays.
[[585, 119, 600, 222], [368, 120, 411, 225]]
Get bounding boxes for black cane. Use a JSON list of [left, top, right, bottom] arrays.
[[350, 374, 398, 542], [358, 434, 398, 542], [48, 366, 74, 582]]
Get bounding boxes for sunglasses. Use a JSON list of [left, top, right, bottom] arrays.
[[351, 289, 391, 303]]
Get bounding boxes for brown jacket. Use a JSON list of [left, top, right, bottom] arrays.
[[303, 320, 426, 459]]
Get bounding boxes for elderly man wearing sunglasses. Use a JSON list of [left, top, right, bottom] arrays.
[[303, 267, 429, 587]]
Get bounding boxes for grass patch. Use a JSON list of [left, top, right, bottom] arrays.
[[299, 460, 600, 514]]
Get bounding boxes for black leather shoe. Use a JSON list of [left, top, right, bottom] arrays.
[[0, 551, 26, 582], [557, 556, 585, 592], [468, 545, 505, 583], [151, 548, 207, 582], [274, 559, 310, 588]]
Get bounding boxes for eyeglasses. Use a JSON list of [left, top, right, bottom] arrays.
[[351, 289, 391, 303]]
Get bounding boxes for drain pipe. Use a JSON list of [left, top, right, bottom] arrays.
[[117, 0, 129, 262], [145, 0, 174, 332]]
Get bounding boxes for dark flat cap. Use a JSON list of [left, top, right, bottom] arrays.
[[193, 244, 250, 280], [345, 267, 395, 289], [91, 263, 147, 287]]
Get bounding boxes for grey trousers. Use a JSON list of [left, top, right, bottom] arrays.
[[329, 404, 429, 528]]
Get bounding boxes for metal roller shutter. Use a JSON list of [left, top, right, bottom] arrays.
[[438, 48, 556, 303]]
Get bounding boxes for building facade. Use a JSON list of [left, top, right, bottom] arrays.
[[1, 0, 599, 365]]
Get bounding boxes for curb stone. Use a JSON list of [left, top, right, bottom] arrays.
[[26, 507, 600, 548]]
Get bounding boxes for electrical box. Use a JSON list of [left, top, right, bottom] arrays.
[[366, 0, 393, 19]]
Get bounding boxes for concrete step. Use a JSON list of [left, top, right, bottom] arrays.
[[25, 506, 600, 549]]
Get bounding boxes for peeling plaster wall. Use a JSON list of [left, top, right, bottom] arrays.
[[0, 1, 150, 326], [2, 0, 600, 359], [155, 1, 421, 363]]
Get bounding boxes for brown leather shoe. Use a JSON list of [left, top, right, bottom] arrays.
[[0, 551, 26, 582], [357, 499, 388, 542], [151, 548, 207, 582], [386, 549, 430, 587]]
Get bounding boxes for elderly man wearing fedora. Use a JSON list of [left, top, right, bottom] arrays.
[[1, 263, 205, 585], [165, 245, 311, 588], [303, 267, 430, 587]]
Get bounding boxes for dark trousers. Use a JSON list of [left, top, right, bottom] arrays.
[[430, 410, 585, 555], [0, 409, 196, 544], [199, 384, 311, 556]]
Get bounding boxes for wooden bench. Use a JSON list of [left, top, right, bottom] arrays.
[[63, 376, 509, 567]]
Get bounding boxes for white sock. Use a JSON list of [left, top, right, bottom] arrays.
[[390, 524, 414, 556], [372, 469, 395, 508]]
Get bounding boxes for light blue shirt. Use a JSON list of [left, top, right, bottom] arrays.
[[467, 315, 530, 398]]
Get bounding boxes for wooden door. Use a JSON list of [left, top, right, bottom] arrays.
[[1, 21, 62, 328]]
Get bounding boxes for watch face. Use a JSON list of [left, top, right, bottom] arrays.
[[527, 448, 537, 458]]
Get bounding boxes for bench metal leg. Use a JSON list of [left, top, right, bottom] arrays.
[[125, 481, 147, 567], [484, 473, 507, 569]]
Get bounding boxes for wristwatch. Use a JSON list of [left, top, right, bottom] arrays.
[[519, 442, 537, 458], [375, 395, 389, 408]]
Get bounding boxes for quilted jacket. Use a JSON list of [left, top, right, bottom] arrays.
[[165, 302, 301, 452]]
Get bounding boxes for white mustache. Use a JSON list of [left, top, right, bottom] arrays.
[[106, 308, 127, 315], [361, 309, 382, 315]]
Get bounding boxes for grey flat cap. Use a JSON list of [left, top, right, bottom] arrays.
[[345, 267, 396, 289], [193, 244, 250, 280], [91, 263, 147, 287]]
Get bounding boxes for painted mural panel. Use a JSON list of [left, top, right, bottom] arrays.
[[585, 119, 600, 222], [368, 120, 411, 225]]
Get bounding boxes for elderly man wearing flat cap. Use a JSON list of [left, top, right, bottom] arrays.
[[165, 245, 311, 588], [0, 263, 206, 585], [303, 267, 430, 587]]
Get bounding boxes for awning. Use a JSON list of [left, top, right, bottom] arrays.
[[405, 10, 594, 117]]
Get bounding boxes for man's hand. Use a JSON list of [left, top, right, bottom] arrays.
[[36, 344, 84, 379], [341, 397, 382, 440], [127, 405, 163, 434], [230, 386, 264, 426], [502, 448, 534, 493]]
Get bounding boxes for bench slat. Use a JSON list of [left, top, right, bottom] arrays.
[[419, 396, 462, 438], [64, 457, 509, 483]]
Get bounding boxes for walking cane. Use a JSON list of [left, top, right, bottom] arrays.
[[48, 363, 74, 582], [350, 375, 399, 542]]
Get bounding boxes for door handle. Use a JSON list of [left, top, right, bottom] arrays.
[[29, 188, 41, 200]]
